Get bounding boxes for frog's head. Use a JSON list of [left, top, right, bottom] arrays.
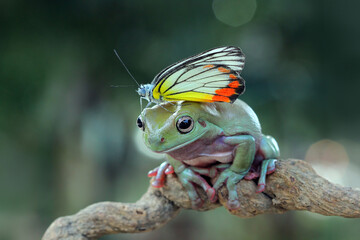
[[137, 101, 219, 153]]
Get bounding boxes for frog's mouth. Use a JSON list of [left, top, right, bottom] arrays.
[[161, 130, 208, 153], [161, 131, 235, 167]]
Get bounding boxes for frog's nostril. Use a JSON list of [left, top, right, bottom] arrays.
[[160, 137, 165, 143], [198, 120, 207, 127]]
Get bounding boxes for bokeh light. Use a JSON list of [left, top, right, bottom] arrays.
[[305, 139, 349, 184], [212, 0, 257, 27]]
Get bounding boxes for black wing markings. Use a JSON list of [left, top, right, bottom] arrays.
[[151, 47, 244, 98], [152, 46, 243, 85], [162, 65, 219, 94], [161, 66, 235, 94]]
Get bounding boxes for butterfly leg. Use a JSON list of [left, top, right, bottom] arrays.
[[144, 101, 153, 109], [157, 103, 174, 113], [166, 101, 176, 106]]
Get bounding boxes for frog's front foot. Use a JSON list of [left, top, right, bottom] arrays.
[[147, 162, 174, 188], [244, 160, 276, 180], [175, 165, 217, 208], [213, 169, 247, 210], [243, 159, 277, 193], [148, 163, 216, 208]]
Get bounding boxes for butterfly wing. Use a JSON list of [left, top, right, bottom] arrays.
[[151, 46, 245, 103]]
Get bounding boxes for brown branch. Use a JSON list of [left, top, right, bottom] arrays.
[[42, 187, 180, 239], [43, 159, 360, 239]]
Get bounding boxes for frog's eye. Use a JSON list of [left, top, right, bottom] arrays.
[[176, 116, 194, 134], [137, 117, 145, 131]]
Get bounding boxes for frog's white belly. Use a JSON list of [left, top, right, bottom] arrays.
[[167, 135, 236, 167], [182, 151, 233, 167]]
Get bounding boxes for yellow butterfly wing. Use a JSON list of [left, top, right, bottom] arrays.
[[151, 46, 245, 103]]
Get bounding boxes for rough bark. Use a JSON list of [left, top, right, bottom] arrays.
[[43, 159, 360, 239], [42, 187, 180, 239]]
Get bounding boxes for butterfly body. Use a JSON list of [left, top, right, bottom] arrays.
[[137, 84, 158, 103], [137, 46, 246, 105]]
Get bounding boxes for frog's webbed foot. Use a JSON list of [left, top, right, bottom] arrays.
[[213, 169, 247, 210], [244, 159, 276, 180], [256, 159, 277, 193], [148, 163, 216, 208], [255, 135, 279, 192], [147, 162, 174, 188], [175, 165, 217, 208]]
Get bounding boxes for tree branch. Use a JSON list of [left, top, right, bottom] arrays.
[[42, 187, 180, 239], [43, 159, 360, 239]]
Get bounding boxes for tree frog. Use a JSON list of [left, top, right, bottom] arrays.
[[137, 100, 280, 209]]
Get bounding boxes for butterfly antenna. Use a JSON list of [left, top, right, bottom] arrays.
[[113, 49, 140, 87], [110, 84, 136, 88]]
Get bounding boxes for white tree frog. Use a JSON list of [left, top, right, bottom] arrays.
[[137, 100, 280, 209]]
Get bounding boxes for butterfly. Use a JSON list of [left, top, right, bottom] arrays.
[[117, 46, 246, 107]]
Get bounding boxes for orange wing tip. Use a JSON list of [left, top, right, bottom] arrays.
[[229, 76, 246, 103], [215, 88, 236, 97], [212, 95, 231, 102], [203, 64, 215, 68], [228, 80, 240, 88], [229, 74, 237, 79], [218, 67, 230, 73]]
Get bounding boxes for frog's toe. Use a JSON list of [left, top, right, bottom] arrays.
[[165, 165, 174, 175], [180, 179, 204, 208], [150, 162, 170, 188], [213, 173, 228, 191], [147, 167, 158, 177], [213, 169, 245, 191], [227, 199, 241, 210], [266, 168, 275, 175], [151, 178, 165, 188], [183, 184, 203, 208], [213, 169, 246, 210], [192, 197, 204, 208], [226, 179, 241, 210], [255, 159, 277, 193], [152, 179, 167, 188], [206, 187, 217, 203], [266, 159, 277, 175], [186, 171, 217, 202], [256, 183, 265, 193]]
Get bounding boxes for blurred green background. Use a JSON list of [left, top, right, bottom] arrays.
[[1, 0, 360, 239]]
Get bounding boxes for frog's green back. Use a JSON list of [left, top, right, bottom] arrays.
[[200, 99, 262, 139], [143, 99, 262, 141]]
